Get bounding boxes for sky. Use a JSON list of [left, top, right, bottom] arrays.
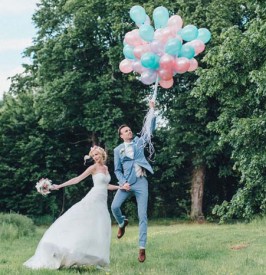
[[0, 0, 40, 100]]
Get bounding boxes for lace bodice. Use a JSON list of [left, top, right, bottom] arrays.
[[92, 173, 111, 189]]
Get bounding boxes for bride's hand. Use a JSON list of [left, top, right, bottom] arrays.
[[120, 183, 131, 191], [51, 184, 60, 190]]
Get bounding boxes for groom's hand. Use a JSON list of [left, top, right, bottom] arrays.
[[149, 100, 155, 109], [121, 183, 131, 191]]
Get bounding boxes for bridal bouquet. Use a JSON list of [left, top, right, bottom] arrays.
[[35, 178, 53, 196]]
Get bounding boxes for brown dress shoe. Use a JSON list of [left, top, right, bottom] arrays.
[[138, 249, 146, 262], [117, 219, 128, 239]]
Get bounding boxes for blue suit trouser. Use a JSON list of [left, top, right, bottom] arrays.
[[111, 176, 148, 248]]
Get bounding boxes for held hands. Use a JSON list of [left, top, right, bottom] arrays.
[[120, 182, 131, 191]]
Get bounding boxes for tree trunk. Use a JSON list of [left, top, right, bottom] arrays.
[[190, 165, 205, 222]]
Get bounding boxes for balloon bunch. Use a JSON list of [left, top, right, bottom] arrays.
[[119, 6, 211, 89]]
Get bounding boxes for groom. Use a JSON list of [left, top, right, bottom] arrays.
[[111, 101, 156, 263]]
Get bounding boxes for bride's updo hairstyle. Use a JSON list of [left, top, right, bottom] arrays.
[[89, 146, 107, 163]]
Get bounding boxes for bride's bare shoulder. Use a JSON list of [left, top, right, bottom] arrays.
[[86, 164, 96, 173]]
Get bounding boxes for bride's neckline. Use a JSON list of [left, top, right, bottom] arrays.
[[92, 172, 109, 176]]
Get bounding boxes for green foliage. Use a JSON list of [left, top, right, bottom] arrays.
[[0, 92, 61, 216], [0, 213, 35, 240], [194, 0, 266, 221], [0, 0, 265, 223], [152, 0, 245, 220], [32, 214, 55, 226], [0, 0, 156, 217]]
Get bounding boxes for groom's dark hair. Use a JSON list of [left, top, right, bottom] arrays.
[[118, 124, 129, 135]]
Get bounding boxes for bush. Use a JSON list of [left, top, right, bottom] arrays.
[[122, 199, 138, 222], [0, 213, 36, 240], [32, 214, 55, 226]]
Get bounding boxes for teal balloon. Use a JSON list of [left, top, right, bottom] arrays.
[[130, 5, 146, 24], [165, 38, 182, 56], [141, 52, 160, 70], [123, 45, 135, 60], [179, 44, 195, 59], [139, 25, 154, 42], [197, 28, 211, 43], [180, 25, 198, 41], [153, 6, 169, 29]]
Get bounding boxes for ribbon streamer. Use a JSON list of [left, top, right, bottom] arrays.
[[138, 76, 159, 159]]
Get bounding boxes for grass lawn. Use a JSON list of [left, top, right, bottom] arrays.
[[0, 218, 265, 275]]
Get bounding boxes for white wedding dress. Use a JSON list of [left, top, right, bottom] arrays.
[[23, 173, 111, 270]]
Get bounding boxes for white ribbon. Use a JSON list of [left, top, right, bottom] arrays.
[[139, 76, 159, 159]]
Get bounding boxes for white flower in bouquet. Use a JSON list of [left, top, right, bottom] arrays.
[[35, 178, 53, 196]]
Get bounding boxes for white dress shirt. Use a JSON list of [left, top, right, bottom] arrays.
[[124, 142, 146, 177]]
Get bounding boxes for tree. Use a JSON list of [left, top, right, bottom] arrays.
[[193, 0, 266, 221], [1, 0, 264, 222], [0, 0, 156, 216], [150, 0, 246, 221]]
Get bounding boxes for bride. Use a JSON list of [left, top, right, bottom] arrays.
[[23, 146, 123, 270]]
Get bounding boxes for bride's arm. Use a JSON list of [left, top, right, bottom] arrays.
[[107, 184, 128, 191], [52, 165, 95, 190], [107, 184, 120, 191]]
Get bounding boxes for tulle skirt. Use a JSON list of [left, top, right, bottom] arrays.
[[23, 187, 111, 269]]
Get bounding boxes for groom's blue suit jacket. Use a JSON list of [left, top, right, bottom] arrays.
[[114, 117, 156, 186]]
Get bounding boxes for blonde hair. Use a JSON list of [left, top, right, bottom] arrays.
[[89, 146, 107, 162]]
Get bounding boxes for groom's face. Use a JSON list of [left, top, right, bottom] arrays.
[[120, 126, 133, 142]]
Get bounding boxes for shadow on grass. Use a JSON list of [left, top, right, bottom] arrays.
[[58, 265, 109, 274]]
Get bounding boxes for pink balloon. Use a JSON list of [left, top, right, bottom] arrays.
[[132, 60, 145, 74], [165, 25, 178, 37], [159, 54, 175, 70], [140, 70, 158, 85], [167, 15, 183, 31], [150, 40, 164, 56], [133, 44, 151, 59], [188, 39, 205, 55], [124, 29, 143, 47], [124, 31, 136, 46], [188, 58, 198, 71], [159, 78, 174, 89], [133, 46, 142, 59], [119, 59, 133, 73], [141, 44, 151, 54], [154, 28, 173, 44], [154, 29, 164, 41], [158, 68, 173, 81], [173, 57, 190, 74], [160, 27, 175, 43]]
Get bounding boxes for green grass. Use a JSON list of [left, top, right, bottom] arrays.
[[0, 218, 265, 275]]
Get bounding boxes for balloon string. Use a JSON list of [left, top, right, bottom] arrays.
[[138, 76, 159, 160], [151, 75, 159, 103]]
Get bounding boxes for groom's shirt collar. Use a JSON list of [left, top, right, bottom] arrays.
[[124, 141, 133, 146]]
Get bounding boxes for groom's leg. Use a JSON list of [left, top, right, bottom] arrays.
[[111, 189, 131, 226], [133, 177, 148, 248]]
